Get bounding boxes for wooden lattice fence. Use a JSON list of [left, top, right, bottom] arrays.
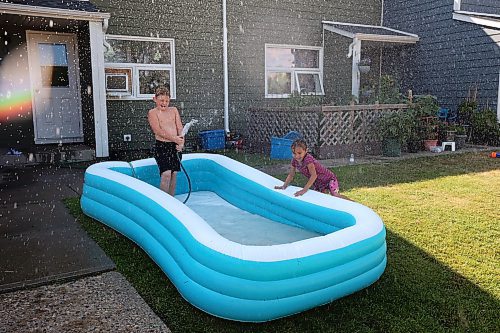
[[246, 104, 408, 159]]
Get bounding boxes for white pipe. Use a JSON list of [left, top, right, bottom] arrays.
[[380, 0, 384, 25], [223, 0, 230, 133]]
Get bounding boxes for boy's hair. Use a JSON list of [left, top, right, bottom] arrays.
[[291, 138, 307, 151], [155, 86, 170, 97]]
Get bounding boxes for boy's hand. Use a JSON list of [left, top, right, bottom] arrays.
[[274, 184, 287, 190], [294, 189, 307, 196], [176, 136, 184, 151]]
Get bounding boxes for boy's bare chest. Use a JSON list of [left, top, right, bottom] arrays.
[[156, 109, 175, 125]]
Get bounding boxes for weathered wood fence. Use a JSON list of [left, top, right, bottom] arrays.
[[245, 104, 408, 159]]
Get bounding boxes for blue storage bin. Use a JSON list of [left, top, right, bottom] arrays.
[[271, 137, 293, 159], [270, 131, 302, 160], [283, 131, 302, 141], [200, 129, 225, 150]]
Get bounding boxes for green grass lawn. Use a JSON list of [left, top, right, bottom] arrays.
[[66, 152, 499, 333]]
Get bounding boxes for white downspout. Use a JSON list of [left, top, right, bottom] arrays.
[[223, 0, 230, 133], [380, 0, 384, 25]]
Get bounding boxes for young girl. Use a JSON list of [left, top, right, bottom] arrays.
[[275, 139, 350, 200]]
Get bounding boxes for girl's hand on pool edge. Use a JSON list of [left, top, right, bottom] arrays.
[[275, 184, 287, 190], [294, 189, 307, 196]]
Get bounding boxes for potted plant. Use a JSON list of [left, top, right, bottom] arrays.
[[405, 108, 422, 153], [409, 95, 440, 150], [377, 111, 411, 157], [438, 122, 456, 143], [420, 117, 439, 150], [452, 124, 467, 149], [358, 57, 371, 74]]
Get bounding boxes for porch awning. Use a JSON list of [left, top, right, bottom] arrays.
[[453, 11, 500, 30], [323, 21, 420, 44], [322, 21, 419, 101]]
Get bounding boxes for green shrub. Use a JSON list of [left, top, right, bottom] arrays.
[[377, 111, 412, 143], [378, 75, 405, 104], [470, 108, 500, 145], [457, 99, 477, 125], [287, 90, 323, 108]]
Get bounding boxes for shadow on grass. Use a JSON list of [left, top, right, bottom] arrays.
[[66, 199, 499, 333]]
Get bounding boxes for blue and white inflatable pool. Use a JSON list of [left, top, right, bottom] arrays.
[[81, 153, 386, 322]]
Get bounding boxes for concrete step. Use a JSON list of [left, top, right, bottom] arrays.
[[0, 146, 95, 167]]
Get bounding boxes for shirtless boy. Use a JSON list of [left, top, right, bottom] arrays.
[[147, 86, 184, 196]]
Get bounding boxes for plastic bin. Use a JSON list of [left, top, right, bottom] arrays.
[[270, 131, 302, 160], [283, 131, 302, 141], [199, 129, 225, 150]]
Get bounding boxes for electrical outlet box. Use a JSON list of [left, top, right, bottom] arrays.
[[123, 134, 132, 142]]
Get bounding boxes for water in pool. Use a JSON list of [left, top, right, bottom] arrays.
[[176, 191, 322, 246]]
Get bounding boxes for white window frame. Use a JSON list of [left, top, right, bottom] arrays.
[[105, 73, 129, 92], [295, 71, 325, 95], [135, 65, 173, 99], [265, 44, 324, 98], [104, 35, 176, 100]]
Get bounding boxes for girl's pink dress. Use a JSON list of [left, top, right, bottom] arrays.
[[292, 153, 339, 195]]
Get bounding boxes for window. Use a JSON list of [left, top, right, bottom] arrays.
[[104, 35, 175, 99], [265, 44, 324, 98], [39, 43, 69, 87], [105, 68, 131, 94]]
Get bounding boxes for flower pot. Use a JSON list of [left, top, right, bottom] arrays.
[[382, 138, 401, 157], [455, 134, 467, 149], [358, 65, 370, 74], [424, 139, 438, 151]]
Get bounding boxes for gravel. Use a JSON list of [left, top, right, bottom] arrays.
[[0, 272, 170, 333]]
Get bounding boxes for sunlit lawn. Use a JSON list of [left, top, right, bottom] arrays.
[[66, 152, 499, 333]]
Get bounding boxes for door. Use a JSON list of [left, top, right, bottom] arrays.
[[27, 31, 83, 144]]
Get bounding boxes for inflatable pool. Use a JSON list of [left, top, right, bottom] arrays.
[[81, 153, 386, 322]]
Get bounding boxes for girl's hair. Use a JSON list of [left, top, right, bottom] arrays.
[[291, 138, 307, 151], [155, 86, 170, 97]]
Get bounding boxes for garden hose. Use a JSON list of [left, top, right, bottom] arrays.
[[177, 151, 191, 204]]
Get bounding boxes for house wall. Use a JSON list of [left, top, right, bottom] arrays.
[[461, 0, 500, 15], [383, 0, 500, 114], [0, 25, 33, 149], [226, 0, 382, 134], [92, 0, 382, 154], [91, 0, 224, 154], [0, 18, 95, 151]]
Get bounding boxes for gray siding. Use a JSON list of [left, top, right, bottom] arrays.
[[384, 0, 500, 113], [461, 0, 500, 15], [92, 0, 224, 152], [92, 0, 382, 152], [227, 0, 382, 133]]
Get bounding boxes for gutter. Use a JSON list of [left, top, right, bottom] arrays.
[[0, 3, 110, 21]]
